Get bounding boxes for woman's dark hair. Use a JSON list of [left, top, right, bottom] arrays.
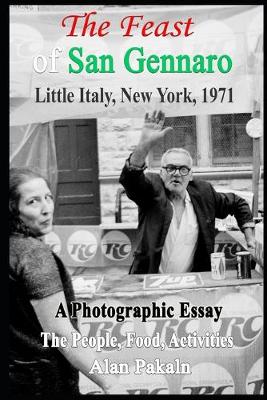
[[9, 168, 50, 236]]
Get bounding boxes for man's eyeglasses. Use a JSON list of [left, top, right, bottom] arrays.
[[162, 164, 191, 176]]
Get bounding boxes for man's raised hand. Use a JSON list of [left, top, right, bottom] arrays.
[[130, 110, 173, 167], [140, 110, 173, 150]]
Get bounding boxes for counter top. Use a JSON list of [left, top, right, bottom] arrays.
[[73, 270, 263, 297]]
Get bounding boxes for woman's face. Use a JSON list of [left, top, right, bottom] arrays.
[[18, 178, 54, 237]]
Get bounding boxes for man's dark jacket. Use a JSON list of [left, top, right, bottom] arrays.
[[119, 163, 254, 274]]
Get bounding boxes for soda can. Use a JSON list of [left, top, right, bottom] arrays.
[[211, 252, 226, 280], [236, 251, 251, 279]]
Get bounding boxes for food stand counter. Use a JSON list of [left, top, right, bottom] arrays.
[[44, 223, 252, 275], [73, 271, 263, 395]]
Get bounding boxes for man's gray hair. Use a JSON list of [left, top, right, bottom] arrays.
[[161, 148, 193, 168]]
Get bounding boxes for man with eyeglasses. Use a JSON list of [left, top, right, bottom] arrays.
[[119, 110, 255, 274]]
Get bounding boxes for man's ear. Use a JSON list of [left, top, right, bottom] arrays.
[[189, 171, 193, 181]]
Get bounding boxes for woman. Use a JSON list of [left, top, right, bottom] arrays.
[[9, 168, 123, 398]]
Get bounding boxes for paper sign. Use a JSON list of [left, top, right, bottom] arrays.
[[144, 273, 204, 290]]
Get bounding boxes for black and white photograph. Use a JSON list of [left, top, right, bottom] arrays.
[[9, 4, 263, 397]]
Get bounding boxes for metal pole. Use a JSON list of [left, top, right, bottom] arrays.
[[252, 137, 261, 217]]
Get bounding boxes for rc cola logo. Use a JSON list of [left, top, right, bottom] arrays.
[[44, 231, 61, 254], [54, 34, 110, 81], [246, 357, 264, 394], [10, 23, 44, 65], [80, 365, 170, 395], [118, 365, 169, 395], [181, 363, 235, 395], [175, 20, 236, 94], [101, 230, 131, 261], [144, 295, 200, 349], [10, 23, 44, 97], [79, 374, 103, 395], [67, 230, 97, 262], [79, 299, 134, 352], [214, 239, 242, 267], [211, 293, 263, 348]]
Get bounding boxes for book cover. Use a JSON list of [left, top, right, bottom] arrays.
[[10, 4, 263, 396]]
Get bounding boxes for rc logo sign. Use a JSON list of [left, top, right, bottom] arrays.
[[79, 299, 134, 352], [79, 365, 169, 395], [181, 363, 235, 394], [144, 295, 201, 348], [118, 365, 169, 395], [211, 293, 263, 348], [44, 231, 61, 254], [101, 230, 131, 261], [67, 230, 97, 263], [246, 357, 263, 394]]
